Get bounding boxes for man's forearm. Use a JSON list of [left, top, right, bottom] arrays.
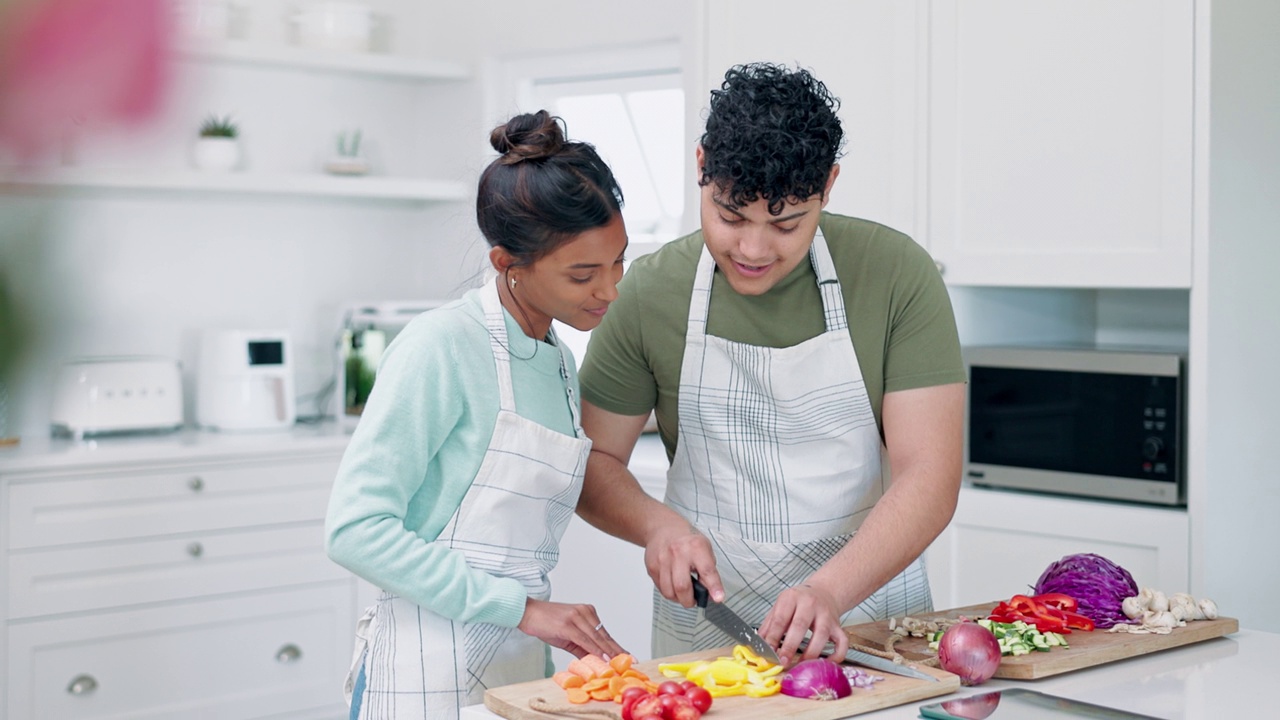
[[806, 467, 960, 614], [577, 448, 687, 547]]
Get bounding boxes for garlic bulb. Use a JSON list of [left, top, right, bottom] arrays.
[[1199, 599, 1219, 620], [1122, 596, 1145, 620], [1150, 591, 1169, 613]]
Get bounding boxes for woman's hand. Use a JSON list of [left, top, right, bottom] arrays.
[[757, 583, 848, 668], [644, 523, 723, 608], [517, 598, 626, 659]]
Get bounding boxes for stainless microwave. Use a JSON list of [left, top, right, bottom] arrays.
[[964, 346, 1186, 506]]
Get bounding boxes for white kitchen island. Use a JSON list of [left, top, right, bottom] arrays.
[[462, 628, 1276, 720]]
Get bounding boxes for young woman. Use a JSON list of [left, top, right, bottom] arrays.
[[326, 110, 629, 720]]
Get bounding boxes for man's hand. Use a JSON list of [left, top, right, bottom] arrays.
[[757, 582, 848, 668], [644, 523, 724, 607]]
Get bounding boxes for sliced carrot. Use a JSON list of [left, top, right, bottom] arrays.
[[581, 678, 610, 693], [619, 677, 646, 690], [561, 675, 584, 689], [552, 671, 575, 689], [621, 669, 647, 680], [565, 687, 591, 704], [589, 688, 613, 701], [566, 658, 595, 681], [582, 654, 612, 677], [607, 676, 626, 696], [609, 653, 634, 674]]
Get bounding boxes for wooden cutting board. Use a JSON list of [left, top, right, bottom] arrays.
[[484, 646, 959, 720], [841, 603, 1240, 680]]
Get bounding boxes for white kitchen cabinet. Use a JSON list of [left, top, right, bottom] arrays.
[[926, 0, 1195, 288], [0, 429, 353, 720], [926, 485, 1190, 610], [699, 0, 924, 239]]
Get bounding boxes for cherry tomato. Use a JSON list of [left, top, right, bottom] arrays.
[[665, 695, 702, 720], [678, 680, 699, 694], [621, 688, 653, 720], [657, 680, 685, 696], [633, 715, 665, 720], [684, 685, 713, 714], [630, 695, 664, 720]]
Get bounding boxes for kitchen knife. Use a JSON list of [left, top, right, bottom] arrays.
[[796, 638, 939, 682], [691, 577, 783, 666]]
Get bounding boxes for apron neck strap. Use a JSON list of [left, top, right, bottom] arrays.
[[688, 225, 848, 335], [479, 279, 585, 436]]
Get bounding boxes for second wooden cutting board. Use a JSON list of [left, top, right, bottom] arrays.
[[841, 603, 1240, 680], [484, 646, 959, 720]]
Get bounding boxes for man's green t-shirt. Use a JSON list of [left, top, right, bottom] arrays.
[[579, 212, 966, 461]]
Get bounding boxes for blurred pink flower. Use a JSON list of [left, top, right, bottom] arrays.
[[0, 0, 174, 162]]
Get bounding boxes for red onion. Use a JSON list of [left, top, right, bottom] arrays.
[[780, 659, 852, 701], [936, 622, 1002, 686]]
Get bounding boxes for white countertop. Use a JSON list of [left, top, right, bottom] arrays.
[[0, 421, 351, 476], [462, 628, 1275, 720]]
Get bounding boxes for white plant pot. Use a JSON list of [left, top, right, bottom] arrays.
[[192, 137, 241, 172], [324, 156, 370, 176]]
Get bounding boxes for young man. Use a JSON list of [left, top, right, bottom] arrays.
[[576, 63, 966, 665]]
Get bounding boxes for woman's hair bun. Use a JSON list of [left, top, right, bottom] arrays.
[[490, 110, 566, 164]]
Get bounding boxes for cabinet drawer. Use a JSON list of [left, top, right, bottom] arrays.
[[8, 523, 348, 619], [6, 583, 353, 720], [7, 457, 340, 549]]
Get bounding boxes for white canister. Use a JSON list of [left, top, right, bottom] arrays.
[[181, 0, 232, 40], [292, 1, 375, 53]]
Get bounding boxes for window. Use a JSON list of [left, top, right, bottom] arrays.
[[495, 42, 687, 367], [496, 42, 686, 257]]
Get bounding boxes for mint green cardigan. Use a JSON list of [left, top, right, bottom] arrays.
[[325, 286, 582, 629]]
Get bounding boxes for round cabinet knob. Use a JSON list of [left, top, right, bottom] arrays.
[[66, 674, 98, 696], [187, 542, 204, 558], [276, 644, 302, 663], [934, 260, 946, 276], [188, 476, 204, 492], [1142, 436, 1165, 460]]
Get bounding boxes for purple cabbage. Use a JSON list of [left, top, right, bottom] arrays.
[[1033, 553, 1138, 629]]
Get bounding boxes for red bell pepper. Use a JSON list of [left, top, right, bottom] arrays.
[[1032, 592, 1079, 612], [988, 593, 1093, 633]]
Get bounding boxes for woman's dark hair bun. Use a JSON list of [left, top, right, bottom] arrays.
[[490, 110, 566, 164]]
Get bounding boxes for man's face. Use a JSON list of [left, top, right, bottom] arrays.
[[697, 152, 838, 296]]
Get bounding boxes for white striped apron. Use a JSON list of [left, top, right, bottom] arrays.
[[653, 228, 932, 656], [347, 280, 591, 719]]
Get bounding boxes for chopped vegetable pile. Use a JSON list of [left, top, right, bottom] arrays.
[[553, 653, 655, 704], [658, 644, 782, 698], [989, 593, 1095, 633]]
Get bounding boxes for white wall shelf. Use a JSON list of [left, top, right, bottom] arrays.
[[181, 40, 470, 82], [2, 168, 470, 203]]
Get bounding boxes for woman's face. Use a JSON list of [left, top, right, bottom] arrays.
[[509, 214, 629, 335]]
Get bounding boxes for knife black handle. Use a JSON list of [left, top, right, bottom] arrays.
[[691, 575, 709, 609]]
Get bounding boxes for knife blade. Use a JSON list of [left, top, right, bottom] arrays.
[[691, 577, 782, 666], [796, 638, 939, 682]]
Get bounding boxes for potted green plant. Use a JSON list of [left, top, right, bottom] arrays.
[[192, 114, 240, 171], [323, 128, 369, 176]]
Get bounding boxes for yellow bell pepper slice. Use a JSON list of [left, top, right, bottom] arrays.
[[706, 684, 748, 698], [744, 678, 781, 697], [657, 660, 703, 677]]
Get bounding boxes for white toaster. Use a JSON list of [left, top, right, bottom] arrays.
[[50, 357, 184, 438]]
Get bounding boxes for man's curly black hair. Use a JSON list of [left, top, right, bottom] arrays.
[[699, 62, 844, 215]]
